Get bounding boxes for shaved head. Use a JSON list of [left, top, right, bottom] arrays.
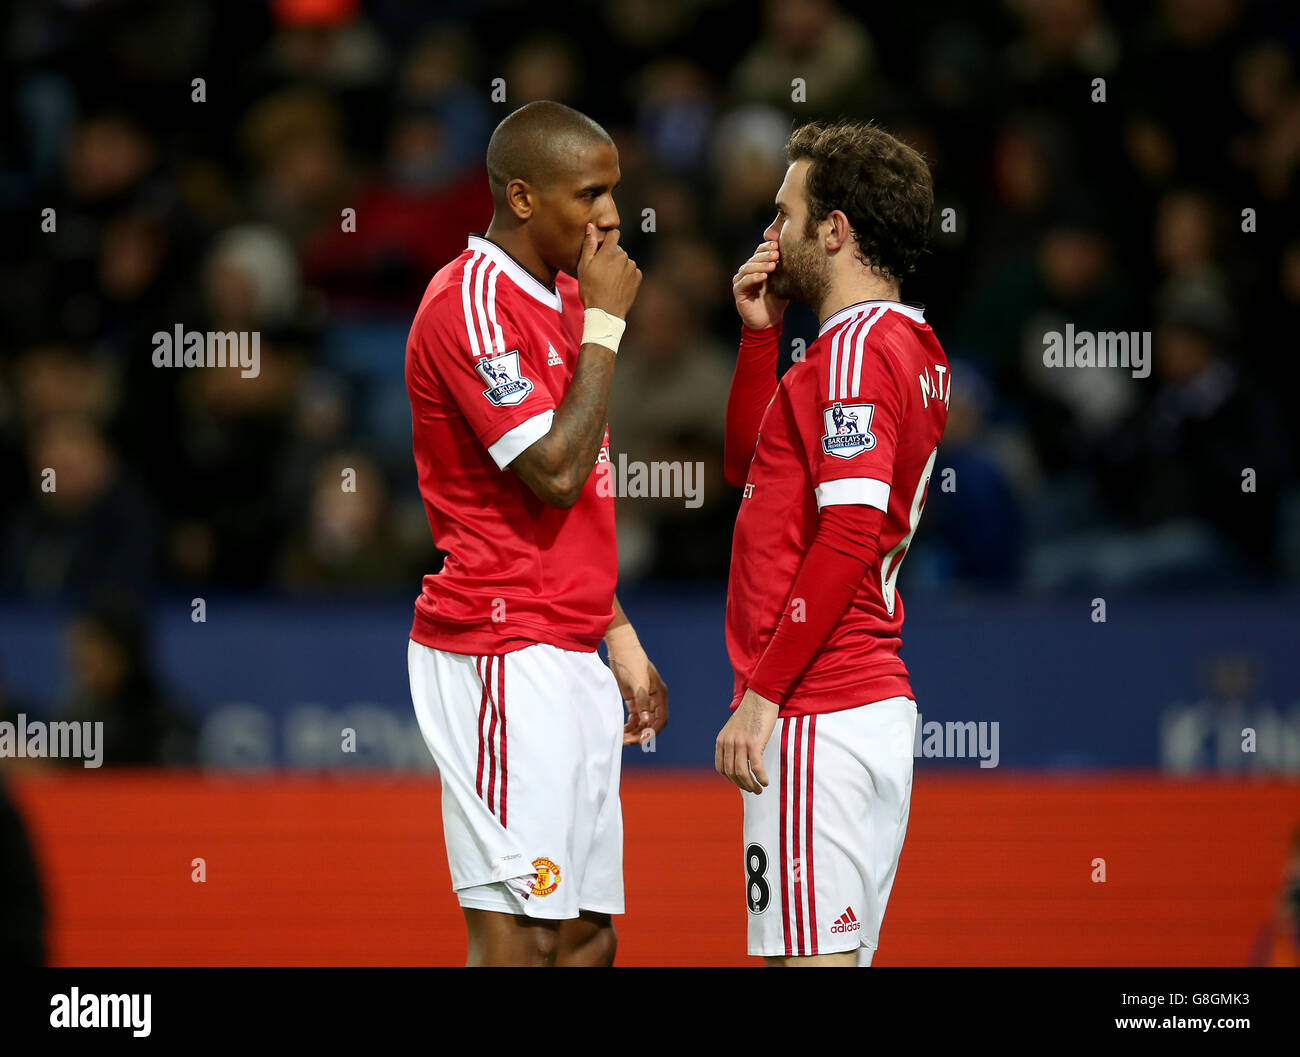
[[481, 101, 621, 282], [486, 101, 614, 206]]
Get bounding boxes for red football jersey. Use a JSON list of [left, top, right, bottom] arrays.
[[726, 301, 950, 715], [406, 234, 616, 655]]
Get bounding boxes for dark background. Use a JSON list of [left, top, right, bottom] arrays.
[[1, 0, 1297, 607], [0, 0, 1298, 972]]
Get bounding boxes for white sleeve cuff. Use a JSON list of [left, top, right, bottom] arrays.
[[815, 477, 890, 511], [487, 410, 554, 469]]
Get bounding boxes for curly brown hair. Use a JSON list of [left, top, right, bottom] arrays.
[[786, 121, 934, 285]]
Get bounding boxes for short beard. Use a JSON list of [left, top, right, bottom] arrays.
[[768, 229, 831, 308]]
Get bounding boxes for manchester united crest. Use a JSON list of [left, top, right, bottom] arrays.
[[531, 856, 561, 897]]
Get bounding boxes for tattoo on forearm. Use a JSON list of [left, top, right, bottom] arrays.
[[545, 344, 615, 471]]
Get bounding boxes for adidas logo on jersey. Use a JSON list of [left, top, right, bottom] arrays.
[[830, 907, 861, 933], [547, 344, 564, 366]]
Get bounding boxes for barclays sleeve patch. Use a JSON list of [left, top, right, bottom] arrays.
[[476, 350, 534, 406], [821, 402, 877, 458]]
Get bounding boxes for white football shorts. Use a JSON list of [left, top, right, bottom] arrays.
[[743, 696, 917, 958], [408, 639, 625, 919]]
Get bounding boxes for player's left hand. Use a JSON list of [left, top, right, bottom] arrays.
[[715, 689, 780, 794], [608, 640, 669, 748], [625, 658, 668, 748]]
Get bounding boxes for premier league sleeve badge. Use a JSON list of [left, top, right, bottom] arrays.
[[476, 350, 535, 406], [821, 401, 877, 458]]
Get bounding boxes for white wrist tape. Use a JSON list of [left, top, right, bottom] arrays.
[[583, 308, 626, 354]]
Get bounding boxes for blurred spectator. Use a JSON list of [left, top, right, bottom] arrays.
[[169, 338, 305, 586], [300, 96, 493, 312], [959, 201, 1139, 473], [298, 26, 491, 312], [708, 104, 794, 241], [10, 344, 116, 431], [65, 112, 158, 206], [241, 91, 353, 247], [1121, 0, 1249, 192], [1151, 187, 1235, 323], [277, 450, 427, 587], [610, 276, 732, 456], [1101, 278, 1284, 566], [976, 117, 1071, 274], [1232, 42, 1300, 204], [1005, 0, 1120, 89], [205, 224, 303, 331], [609, 276, 735, 578], [1031, 275, 1287, 588], [505, 33, 583, 105], [635, 59, 716, 174], [731, 0, 878, 118], [4, 415, 160, 601], [1003, 0, 1123, 201], [56, 598, 195, 766], [266, 0, 390, 87], [921, 361, 1024, 585]]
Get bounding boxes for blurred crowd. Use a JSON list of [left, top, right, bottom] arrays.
[[1, 0, 1298, 601]]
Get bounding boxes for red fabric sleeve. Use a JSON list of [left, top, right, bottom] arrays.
[[795, 334, 905, 504], [410, 296, 556, 453], [724, 323, 782, 487], [745, 503, 885, 704]]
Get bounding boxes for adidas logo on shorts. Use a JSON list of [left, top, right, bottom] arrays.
[[830, 907, 861, 934]]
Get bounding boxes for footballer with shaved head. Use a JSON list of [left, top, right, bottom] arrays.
[[404, 101, 667, 966]]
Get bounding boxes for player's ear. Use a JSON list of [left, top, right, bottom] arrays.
[[826, 209, 851, 251], [505, 178, 535, 222]]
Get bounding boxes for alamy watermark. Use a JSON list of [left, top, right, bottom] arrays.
[[597, 453, 703, 508], [893, 713, 1000, 768], [50, 988, 150, 1037], [1042, 324, 1150, 378], [0, 713, 103, 767], [152, 325, 260, 378]]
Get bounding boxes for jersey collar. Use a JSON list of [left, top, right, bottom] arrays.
[[467, 234, 563, 311], [818, 299, 926, 336]]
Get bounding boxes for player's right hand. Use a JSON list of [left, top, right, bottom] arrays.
[[715, 689, 779, 795], [732, 240, 788, 330], [578, 224, 641, 320]]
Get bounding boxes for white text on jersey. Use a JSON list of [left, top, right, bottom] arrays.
[[917, 363, 951, 410]]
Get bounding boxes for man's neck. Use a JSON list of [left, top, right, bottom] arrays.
[[816, 272, 901, 326], [484, 219, 558, 290]]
